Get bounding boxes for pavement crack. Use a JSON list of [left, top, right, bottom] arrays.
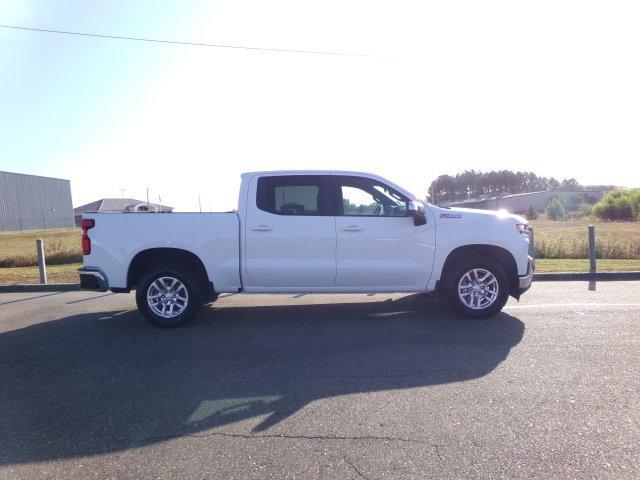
[[185, 430, 432, 446], [343, 456, 371, 480], [434, 444, 442, 462], [124, 429, 436, 449]]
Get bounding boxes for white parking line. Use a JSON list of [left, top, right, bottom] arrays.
[[505, 303, 640, 310]]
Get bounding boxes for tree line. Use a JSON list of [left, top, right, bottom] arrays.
[[427, 170, 613, 205]]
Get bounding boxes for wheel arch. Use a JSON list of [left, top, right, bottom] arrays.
[[440, 244, 520, 298], [127, 247, 212, 296]]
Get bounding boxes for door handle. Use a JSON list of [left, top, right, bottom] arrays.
[[340, 225, 363, 232], [250, 225, 273, 232]]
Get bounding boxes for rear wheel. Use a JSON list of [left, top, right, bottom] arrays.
[[445, 256, 510, 319], [135, 265, 202, 327]]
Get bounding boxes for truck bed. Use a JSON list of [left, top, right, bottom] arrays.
[[82, 212, 241, 292]]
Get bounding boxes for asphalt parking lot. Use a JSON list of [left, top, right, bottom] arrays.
[[1, 282, 638, 479]]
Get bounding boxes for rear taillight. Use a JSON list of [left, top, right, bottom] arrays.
[[81, 219, 95, 255]]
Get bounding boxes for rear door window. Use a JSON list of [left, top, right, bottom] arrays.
[[257, 175, 332, 215]]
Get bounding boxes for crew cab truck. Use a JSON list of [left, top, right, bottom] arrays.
[[78, 171, 535, 327]]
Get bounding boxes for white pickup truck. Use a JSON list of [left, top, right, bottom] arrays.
[[78, 171, 535, 326]]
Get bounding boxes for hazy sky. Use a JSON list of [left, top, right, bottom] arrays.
[[1, 1, 639, 211]]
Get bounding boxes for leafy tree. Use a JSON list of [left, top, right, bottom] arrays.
[[546, 196, 568, 221], [342, 198, 378, 215], [584, 185, 617, 192], [592, 189, 640, 220], [427, 170, 583, 205], [560, 178, 582, 191]]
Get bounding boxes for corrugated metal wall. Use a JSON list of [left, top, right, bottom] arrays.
[[443, 190, 606, 213], [0, 171, 75, 231]]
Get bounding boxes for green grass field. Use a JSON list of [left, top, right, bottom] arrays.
[[530, 215, 640, 259], [0, 217, 638, 284], [535, 259, 640, 273], [0, 228, 82, 268], [0, 263, 82, 285]]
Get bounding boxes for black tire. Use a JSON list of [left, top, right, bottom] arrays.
[[445, 256, 510, 319], [135, 265, 202, 327]]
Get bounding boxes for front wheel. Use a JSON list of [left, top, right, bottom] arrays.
[[135, 265, 202, 327], [446, 257, 510, 319]]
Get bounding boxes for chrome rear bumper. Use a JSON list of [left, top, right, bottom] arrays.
[[78, 267, 109, 292]]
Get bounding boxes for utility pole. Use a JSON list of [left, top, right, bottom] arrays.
[[198, 194, 202, 213], [146, 188, 150, 209]]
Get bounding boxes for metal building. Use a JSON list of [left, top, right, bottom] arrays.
[[441, 190, 606, 214], [73, 198, 173, 226], [0, 170, 74, 232]]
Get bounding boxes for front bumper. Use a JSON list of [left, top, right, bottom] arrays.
[[518, 255, 535, 292], [518, 227, 536, 294], [78, 267, 109, 292]]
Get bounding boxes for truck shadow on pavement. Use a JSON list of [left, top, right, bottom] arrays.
[[0, 294, 524, 465]]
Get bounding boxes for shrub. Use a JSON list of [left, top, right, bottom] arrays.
[[576, 203, 594, 218], [527, 205, 538, 220], [592, 189, 640, 221], [546, 196, 567, 221]]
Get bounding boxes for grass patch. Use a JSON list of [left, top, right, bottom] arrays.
[[530, 215, 640, 259], [0, 228, 82, 267], [535, 259, 640, 273], [0, 263, 82, 285]]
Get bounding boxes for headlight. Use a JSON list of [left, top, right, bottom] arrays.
[[515, 223, 528, 234]]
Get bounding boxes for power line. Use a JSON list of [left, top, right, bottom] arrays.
[[0, 24, 383, 58]]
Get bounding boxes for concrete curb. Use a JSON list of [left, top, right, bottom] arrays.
[[0, 283, 80, 293], [533, 272, 640, 281]]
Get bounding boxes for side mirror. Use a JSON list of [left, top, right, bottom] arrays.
[[407, 201, 427, 226]]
